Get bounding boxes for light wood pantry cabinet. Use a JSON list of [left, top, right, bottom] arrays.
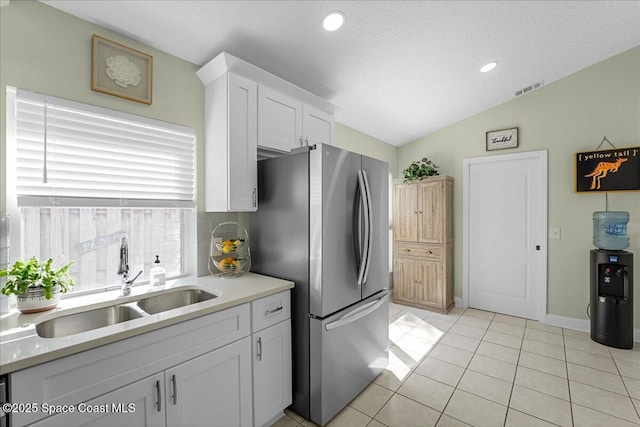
[[393, 176, 453, 313]]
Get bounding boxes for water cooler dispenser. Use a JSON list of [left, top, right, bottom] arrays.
[[590, 211, 634, 349]]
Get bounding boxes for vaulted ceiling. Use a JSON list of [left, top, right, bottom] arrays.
[[42, 0, 640, 146]]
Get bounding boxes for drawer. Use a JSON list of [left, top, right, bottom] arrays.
[[251, 290, 291, 333], [396, 243, 443, 260]]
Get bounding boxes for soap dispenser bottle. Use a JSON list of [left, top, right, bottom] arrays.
[[150, 255, 166, 287]]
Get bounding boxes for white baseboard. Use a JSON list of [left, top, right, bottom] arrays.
[[543, 313, 639, 343], [543, 313, 590, 333], [453, 299, 639, 343]]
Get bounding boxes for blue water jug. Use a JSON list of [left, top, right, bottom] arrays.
[[593, 211, 630, 250]]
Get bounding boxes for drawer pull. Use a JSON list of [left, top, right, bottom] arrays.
[[428, 250, 433, 254], [404, 249, 411, 252], [257, 337, 263, 361], [265, 306, 283, 315]]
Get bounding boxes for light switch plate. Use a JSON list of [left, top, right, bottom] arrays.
[[549, 227, 561, 240]]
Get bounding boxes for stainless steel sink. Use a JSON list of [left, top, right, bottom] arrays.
[[35, 288, 218, 338], [36, 304, 146, 338], [136, 289, 217, 314]]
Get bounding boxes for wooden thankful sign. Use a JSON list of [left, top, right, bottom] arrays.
[[575, 146, 640, 192]]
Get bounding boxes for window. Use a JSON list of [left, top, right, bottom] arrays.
[[6, 87, 196, 294]]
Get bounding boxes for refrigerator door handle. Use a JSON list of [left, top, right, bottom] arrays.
[[325, 293, 388, 331], [361, 169, 373, 284], [356, 170, 370, 286]]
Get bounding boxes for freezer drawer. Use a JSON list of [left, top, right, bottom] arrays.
[[309, 292, 389, 426]]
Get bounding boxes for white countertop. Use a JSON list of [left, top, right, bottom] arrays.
[[0, 273, 294, 375]]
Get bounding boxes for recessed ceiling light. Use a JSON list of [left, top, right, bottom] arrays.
[[480, 61, 498, 73], [323, 11, 345, 32]]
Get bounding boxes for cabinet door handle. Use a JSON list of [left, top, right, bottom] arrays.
[[155, 380, 162, 412], [257, 337, 263, 361], [171, 374, 177, 405], [252, 188, 257, 207], [265, 306, 283, 315]]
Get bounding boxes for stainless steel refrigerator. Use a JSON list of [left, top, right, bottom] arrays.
[[251, 144, 389, 426]]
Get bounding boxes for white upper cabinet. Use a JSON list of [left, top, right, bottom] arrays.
[[258, 86, 303, 152], [201, 72, 258, 212], [258, 86, 335, 152], [302, 103, 335, 147], [197, 52, 336, 211]]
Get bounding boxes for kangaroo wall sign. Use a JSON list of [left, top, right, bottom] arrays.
[[575, 146, 640, 192]]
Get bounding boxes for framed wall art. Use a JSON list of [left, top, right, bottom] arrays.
[[575, 146, 640, 192], [486, 127, 518, 151], [91, 35, 153, 105]]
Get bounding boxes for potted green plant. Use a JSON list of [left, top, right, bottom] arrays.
[[0, 257, 74, 313], [402, 157, 439, 182]]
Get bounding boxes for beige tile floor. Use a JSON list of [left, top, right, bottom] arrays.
[[273, 302, 640, 427]]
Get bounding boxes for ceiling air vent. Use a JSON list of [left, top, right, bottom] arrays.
[[515, 80, 544, 97]]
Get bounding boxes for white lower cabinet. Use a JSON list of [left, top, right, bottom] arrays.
[[30, 373, 166, 427], [251, 291, 292, 427], [165, 337, 252, 427], [10, 293, 292, 427], [29, 338, 252, 427], [252, 320, 292, 427]]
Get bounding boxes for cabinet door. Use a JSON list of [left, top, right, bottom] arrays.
[[165, 337, 252, 427], [393, 184, 418, 241], [228, 73, 258, 211], [29, 373, 165, 427], [394, 257, 443, 310], [302, 104, 334, 146], [393, 257, 417, 303], [414, 259, 444, 309], [417, 180, 446, 243], [258, 86, 303, 152], [252, 319, 292, 427]]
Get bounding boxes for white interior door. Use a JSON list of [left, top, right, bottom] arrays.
[[463, 151, 547, 320]]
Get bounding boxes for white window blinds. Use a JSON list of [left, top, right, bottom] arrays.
[[13, 89, 195, 208]]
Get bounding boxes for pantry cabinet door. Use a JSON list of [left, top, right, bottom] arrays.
[[393, 184, 418, 241]]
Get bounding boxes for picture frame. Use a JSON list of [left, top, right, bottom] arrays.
[[486, 127, 518, 151], [91, 35, 153, 105], [574, 146, 640, 192]]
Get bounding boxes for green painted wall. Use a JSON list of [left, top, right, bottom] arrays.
[[4, 1, 637, 324], [336, 123, 399, 177], [0, 0, 205, 212], [398, 46, 640, 326], [0, 0, 398, 276]]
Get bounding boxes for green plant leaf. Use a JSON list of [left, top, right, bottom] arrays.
[[0, 257, 75, 299]]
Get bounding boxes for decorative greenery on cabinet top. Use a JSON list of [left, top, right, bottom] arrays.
[[402, 158, 439, 182]]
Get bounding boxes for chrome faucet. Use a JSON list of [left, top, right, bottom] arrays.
[[118, 234, 143, 296]]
